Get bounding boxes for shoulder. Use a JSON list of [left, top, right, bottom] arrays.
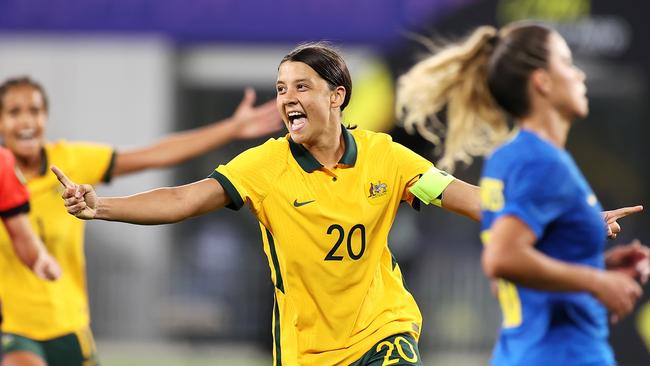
[[487, 131, 562, 172], [349, 128, 404, 157], [350, 127, 392, 145], [46, 140, 113, 159], [44, 140, 75, 165], [224, 136, 290, 179]]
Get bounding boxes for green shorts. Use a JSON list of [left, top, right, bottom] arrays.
[[350, 333, 422, 366], [1, 328, 99, 366]]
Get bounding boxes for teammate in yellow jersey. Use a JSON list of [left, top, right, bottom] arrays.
[[0, 145, 60, 361], [0, 76, 282, 366], [0, 146, 60, 282], [52, 42, 481, 366]]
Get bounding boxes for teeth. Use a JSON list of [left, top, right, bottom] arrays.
[[287, 111, 305, 123], [17, 130, 35, 139]]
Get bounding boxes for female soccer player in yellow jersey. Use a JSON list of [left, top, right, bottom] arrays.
[[0, 146, 60, 281], [53, 42, 641, 365], [0, 145, 60, 360], [53, 42, 480, 365], [0, 76, 282, 366]]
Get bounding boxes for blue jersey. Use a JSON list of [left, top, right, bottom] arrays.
[[480, 130, 614, 366]]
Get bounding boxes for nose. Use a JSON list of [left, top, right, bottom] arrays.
[[16, 110, 36, 127], [280, 88, 298, 107]]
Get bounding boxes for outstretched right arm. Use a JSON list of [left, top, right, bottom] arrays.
[[51, 166, 230, 225]]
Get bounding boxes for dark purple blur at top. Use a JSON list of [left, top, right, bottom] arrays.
[[0, 0, 476, 46]]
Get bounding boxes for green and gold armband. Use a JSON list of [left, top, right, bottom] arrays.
[[409, 166, 455, 207]]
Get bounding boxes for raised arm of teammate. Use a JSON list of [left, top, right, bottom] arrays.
[[112, 88, 282, 176]]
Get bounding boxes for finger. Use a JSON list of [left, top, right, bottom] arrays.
[[609, 222, 621, 235], [630, 239, 647, 251], [76, 184, 90, 199], [63, 196, 83, 207], [607, 205, 644, 222], [50, 165, 76, 189], [67, 201, 87, 215], [637, 257, 650, 284], [62, 186, 77, 199], [46, 262, 62, 280], [630, 282, 643, 300], [241, 87, 256, 107]]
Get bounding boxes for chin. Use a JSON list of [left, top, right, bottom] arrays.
[[289, 131, 305, 144]]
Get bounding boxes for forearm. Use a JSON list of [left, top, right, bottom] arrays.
[[96, 188, 199, 224], [484, 216, 600, 294], [114, 119, 239, 175], [441, 180, 481, 221], [93, 178, 229, 224], [484, 245, 599, 293], [4, 214, 45, 269]]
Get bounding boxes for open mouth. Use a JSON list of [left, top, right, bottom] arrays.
[[287, 111, 307, 131], [16, 129, 37, 140]]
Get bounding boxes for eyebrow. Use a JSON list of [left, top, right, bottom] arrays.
[[276, 78, 311, 85]]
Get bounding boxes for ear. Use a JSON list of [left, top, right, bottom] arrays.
[[530, 69, 552, 96], [330, 86, 346, 109]]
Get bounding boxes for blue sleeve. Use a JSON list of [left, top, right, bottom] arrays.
[[498, 158, 576, 238]]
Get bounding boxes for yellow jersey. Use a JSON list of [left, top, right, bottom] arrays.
[[212, 127, 451, 365], [0, 141, 114, 340]]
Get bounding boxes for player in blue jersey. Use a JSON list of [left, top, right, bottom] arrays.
[[397, 22, 649, 365]]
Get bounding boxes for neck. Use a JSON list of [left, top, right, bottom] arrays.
[[15, 150, 44, 179], [518, 109, 571, 148], [303, 122, 344, 168]]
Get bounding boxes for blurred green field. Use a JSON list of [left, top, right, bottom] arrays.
[[96, 341, 491, 366], [97, 341, 271, 366]]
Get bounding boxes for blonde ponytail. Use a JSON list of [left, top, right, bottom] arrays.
[[396, 26, 510, 172]]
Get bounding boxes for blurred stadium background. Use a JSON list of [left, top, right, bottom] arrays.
[[1, 0, 650, 365]]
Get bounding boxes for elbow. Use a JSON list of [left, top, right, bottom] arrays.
[[482, 248, 510, 279], [471, 204, 482, 222]]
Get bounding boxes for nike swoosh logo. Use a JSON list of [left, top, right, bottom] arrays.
[[293, 199, 315, 207]]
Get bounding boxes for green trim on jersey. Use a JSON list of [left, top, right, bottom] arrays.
[[273, 297, 282, 366], [265, 228, 284, 293], [209, 171, 244, 210], [288, 139, 321, 172], [288, 125, 358, 172], [339, 126, 358, 165], [101, 150, 117, 183]]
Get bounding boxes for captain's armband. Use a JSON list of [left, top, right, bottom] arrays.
[[409, 166, 455, 207]]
